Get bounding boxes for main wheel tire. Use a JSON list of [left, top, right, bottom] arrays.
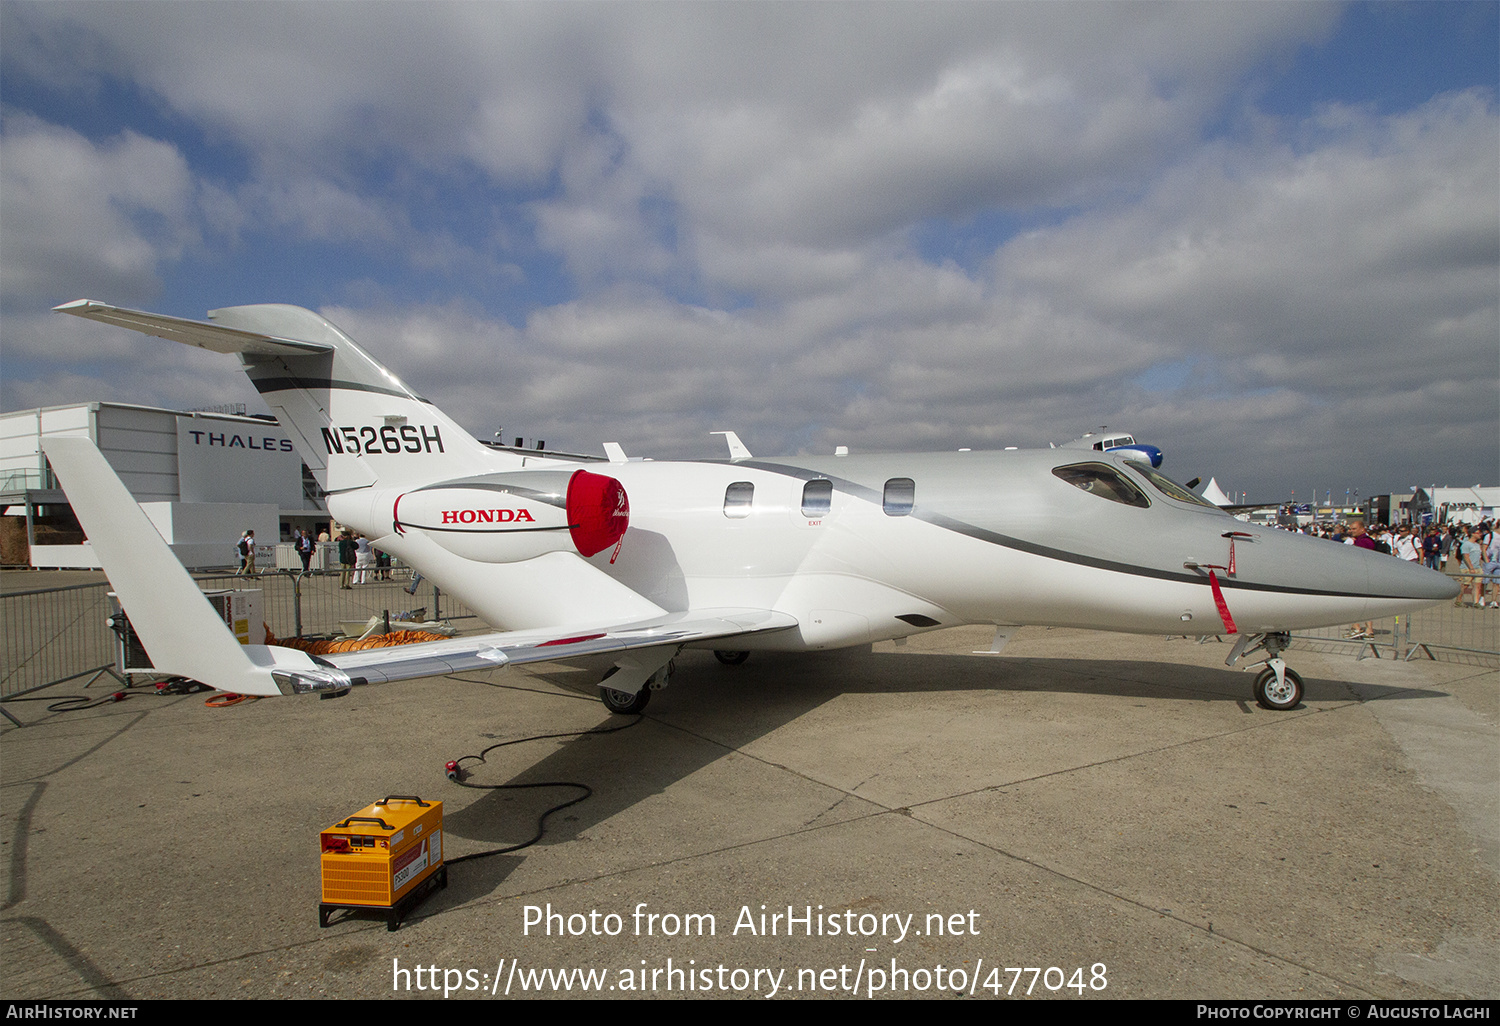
[[714, 650, 750, 666], [1253, 666, 1303, 710], [598, 668, 650, 713], [600, 685, 649, 714]]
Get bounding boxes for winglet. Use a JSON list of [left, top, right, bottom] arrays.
[[603, 442, 628, 463], [711, 431, 752, 460], [40, 437, 335, 696]]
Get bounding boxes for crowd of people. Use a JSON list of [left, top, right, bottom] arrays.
[[334, 529, 392, 588], [244, 525, 393, 587]]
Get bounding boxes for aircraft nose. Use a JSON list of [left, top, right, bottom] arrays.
[[1231, 527, 1459, 612], [1367, 553, 1460, 602]]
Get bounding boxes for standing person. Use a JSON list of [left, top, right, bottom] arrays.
[[295, 528, 315, 572], [338, 530, 356, 589], [237, 529, 256, 575], [1455, 528, 1484, 607], [1395, 526, 1420, 563], [353, 533, 373, 586], [1485, 526, 1500, 609], [1423, 527, 1441, 571], [1345, 521, 1375, 639]]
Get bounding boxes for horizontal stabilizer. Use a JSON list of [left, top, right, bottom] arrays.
[[54, 300, 334, 356]]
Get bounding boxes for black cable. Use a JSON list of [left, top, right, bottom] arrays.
[[5, 676, 169, 713], [441, 680, 643, 864], [38, 694, 129, 713]]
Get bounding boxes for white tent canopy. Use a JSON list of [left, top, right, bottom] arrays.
[[1199, 477, 1233, 507]]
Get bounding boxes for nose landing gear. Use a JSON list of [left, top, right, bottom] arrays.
[[1227, 632, 1304, 710], [1252, 662, 1303, 711]]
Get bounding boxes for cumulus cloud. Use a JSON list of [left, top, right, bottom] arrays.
[[994, 91, 1499, 398], [3, 3, 1337, 276], [1, 2, 1492, 499], [0, 115, 197, 305]]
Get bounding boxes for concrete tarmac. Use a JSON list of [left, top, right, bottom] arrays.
[[2, 625, 1496, 1000]]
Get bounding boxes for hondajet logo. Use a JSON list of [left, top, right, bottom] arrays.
[[440, 509, 537, 524]]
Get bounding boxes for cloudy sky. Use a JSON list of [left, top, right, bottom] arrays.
[[2, 1, 1495, 502]]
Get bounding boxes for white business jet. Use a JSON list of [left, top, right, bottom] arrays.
[[45, 300, 1457, 714]]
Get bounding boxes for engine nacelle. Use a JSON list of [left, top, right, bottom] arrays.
[[391, 469, 628, 563]]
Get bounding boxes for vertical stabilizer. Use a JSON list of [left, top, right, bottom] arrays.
[[208, 304, 514, 491]]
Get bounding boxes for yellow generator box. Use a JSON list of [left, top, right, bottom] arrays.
[[319, 795, 446, 930]]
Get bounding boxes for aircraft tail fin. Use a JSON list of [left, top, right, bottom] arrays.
[[54, 300, 518, 492]]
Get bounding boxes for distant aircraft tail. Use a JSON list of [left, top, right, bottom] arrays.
[[54, 300, 517, 492]]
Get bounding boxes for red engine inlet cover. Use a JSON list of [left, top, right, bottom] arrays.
[[566, 470, 629, 557]]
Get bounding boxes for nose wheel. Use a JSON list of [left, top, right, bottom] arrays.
[[1253, 663, 1303, 710], [1227, 632, 1304, 711]]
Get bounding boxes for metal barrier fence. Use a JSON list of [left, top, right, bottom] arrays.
[[1292, 582, 1500, 663], [0, 579, 122, 705], [188, 568, 478, 643], [0, 569, 479, 705]]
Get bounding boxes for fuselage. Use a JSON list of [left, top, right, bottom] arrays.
[[331, 448, 1457, 650]]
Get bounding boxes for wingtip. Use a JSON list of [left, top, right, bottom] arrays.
[[53, 299, 101, 313]]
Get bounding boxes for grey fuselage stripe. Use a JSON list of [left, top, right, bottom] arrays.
[[250, 376, 429, 402], [408, 481, 567, 508], [732, 460, 1415, 602]]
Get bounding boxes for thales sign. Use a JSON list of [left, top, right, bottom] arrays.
[[175, 417, 302, 507]]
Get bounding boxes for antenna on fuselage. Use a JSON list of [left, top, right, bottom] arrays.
[[711, 431, 752, 460]]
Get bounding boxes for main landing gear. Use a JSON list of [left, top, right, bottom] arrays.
[[597, 660, 675, 714], [1226, 632, 1303, 710]]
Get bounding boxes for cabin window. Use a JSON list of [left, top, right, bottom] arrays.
[[883, 478, 915, 516], [801, 479, 833, 517], [1052, 463, 1150, 508], [723, 481, 754, 518]]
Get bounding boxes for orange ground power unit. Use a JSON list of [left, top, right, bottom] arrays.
[[319, 795, 446, 930]]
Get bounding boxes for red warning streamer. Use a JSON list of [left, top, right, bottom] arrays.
[[1207, 569, 1238, 635]]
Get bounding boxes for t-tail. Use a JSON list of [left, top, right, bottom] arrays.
[[53, 300, 518, 492]]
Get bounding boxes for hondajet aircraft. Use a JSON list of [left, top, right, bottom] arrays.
[[46, 299, 1457, 713]]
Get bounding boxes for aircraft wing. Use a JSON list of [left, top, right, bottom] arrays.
[[294, 608, 796, 692], [41, 435, 794, 697], [54, 299, 334, 356]]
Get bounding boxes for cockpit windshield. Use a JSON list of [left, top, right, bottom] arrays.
[[1052, 463, 1150, 508], [1125, 463, 1221, 509]]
